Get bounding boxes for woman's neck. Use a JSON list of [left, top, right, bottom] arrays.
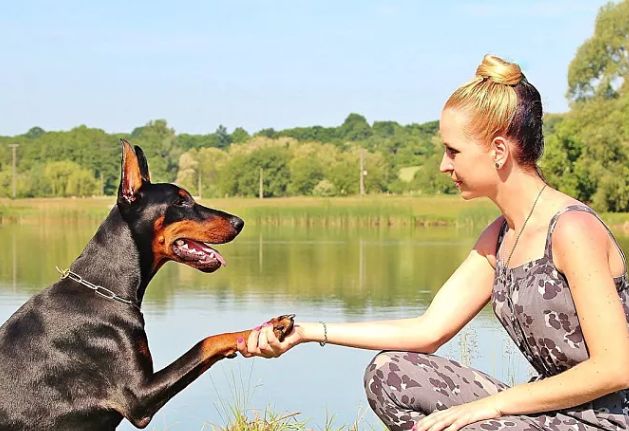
[[491, 168, 547, 231]]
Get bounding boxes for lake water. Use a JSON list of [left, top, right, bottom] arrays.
[[0, 217, 627, 430]]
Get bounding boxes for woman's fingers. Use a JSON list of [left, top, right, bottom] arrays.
[[246, 326, 262, 354], [259, 324, 283, 357], [258, 326, 269, 350], [237, 321, 295, 358]]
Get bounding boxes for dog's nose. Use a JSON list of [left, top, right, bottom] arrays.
[[230, 217, 244, 233]]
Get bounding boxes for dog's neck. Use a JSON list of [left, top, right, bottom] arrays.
[[69, 205, 156, 306]]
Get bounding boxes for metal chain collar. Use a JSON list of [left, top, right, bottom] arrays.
[[55, 266, 141, 311]]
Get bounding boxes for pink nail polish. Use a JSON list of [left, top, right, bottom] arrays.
[[237, 337, 244, 343], [254, 325, 262, 331]]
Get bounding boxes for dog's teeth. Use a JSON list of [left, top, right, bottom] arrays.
[[176, 240, 184, 246]]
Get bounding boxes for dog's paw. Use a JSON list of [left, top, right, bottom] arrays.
[[268, 314, 296, 342]]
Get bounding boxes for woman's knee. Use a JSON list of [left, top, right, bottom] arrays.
[[363, 351, 433, 407]]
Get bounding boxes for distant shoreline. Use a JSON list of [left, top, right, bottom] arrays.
[[1, 196, 628, 233]]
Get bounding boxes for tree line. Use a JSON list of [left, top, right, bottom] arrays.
[[0, 0, 627, 211]]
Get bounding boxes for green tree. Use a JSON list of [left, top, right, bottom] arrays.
[[176, 147, 229, 197], [339, 113, 372, 142], [543, 82, 629, 210], [312, 179, 337, 197], [66, 168, 99, 197], [215, 125, 232, 149], [129, 119, 178, 182], [175, 150, 200, 193], [592, 163, 629, 211], [567, 0, 629, 101], [220, 142, 290, 197], [25, 127, 45, 139], [287, 143, 325, 195], [255, 128, 278, 138], [0, 169, 11, 197], [20, 164, 51, 197], [231, 127, 250, 144], [197, 147, 229, 197], [44, 160, 97, 197], [326, 151, 359, 195]]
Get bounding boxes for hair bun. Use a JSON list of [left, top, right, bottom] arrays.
[[475, 54, 522, 86]]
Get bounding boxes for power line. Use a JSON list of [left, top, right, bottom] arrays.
[[8, 144, 19, 199]]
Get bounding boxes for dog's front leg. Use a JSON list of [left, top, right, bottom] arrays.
[[122, 314, 294, 429]]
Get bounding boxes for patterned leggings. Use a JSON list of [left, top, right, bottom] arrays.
[[363, 351, 602, 431]]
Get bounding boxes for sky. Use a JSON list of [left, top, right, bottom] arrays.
[[0, 0, 613, 136]]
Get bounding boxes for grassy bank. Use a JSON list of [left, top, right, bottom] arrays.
[[1, 195, 628, 230], [1, 195, 498, 228]]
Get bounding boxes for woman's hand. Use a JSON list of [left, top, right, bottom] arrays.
[[413, 398, 501, 431], [237, 321, 303, 358]]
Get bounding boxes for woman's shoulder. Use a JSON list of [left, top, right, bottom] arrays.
[[550, 202, 623, 274], [550, 202, 607, 243], [474, 216, 506, 268]]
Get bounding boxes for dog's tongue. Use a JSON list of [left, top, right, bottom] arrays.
[[207, 245, 227, 267], [187, 239, 227, 266]]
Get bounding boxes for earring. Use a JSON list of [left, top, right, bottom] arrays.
[[495, 162, 501, 169]]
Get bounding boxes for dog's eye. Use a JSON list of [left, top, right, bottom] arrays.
[[174, 198, 192, 207]]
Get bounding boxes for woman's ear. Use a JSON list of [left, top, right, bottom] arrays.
[[491, 136, 510, 169]]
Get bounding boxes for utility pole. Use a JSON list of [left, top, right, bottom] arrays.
[[359, 148, 366, 196], [197, 169, 202, 199], [99, 172, 104, 196], [259, 168, 264, 199], [8, 144, 19, 199]]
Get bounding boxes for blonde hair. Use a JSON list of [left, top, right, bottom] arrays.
[[444, 54, 544, 168]]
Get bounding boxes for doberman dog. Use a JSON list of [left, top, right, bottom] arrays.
[[0, 140, 294, 430]]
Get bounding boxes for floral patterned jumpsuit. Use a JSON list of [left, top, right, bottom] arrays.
[[364, 206, 629, 431]]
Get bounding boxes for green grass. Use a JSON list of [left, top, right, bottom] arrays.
[[204, 410, 371, 431], [202, 367, 378, 431], [3, 195, 626, 230], [0, 195, 502, 228], [397, 166, 420, 182], [0, 196, 114, 223]]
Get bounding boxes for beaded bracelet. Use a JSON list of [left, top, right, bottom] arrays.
[[318, 321, 328, 347]]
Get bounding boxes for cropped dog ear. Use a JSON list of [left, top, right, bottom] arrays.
[[134, 145, 151, 183], [119, 139, 145, 204]]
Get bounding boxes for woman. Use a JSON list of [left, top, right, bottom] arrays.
[[236, 55, 629, 431]]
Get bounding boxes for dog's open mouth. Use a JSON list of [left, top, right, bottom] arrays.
[[172, 239, 226, 273]]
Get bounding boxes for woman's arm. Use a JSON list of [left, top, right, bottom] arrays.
[[238, 217, 505, 357], [415, 212, 629, 431]]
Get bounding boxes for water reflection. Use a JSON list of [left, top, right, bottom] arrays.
[[0, 221, 482, 312]]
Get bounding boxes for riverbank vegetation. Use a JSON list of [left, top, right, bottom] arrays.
[[1, 196, 627, 232]]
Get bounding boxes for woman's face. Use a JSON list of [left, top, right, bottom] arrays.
[[438, 108, 497, 200]]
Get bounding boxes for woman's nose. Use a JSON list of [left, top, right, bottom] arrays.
[[439, 152, 453, 173]]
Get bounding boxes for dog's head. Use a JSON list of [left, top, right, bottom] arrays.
[[117, 139, 244, 273]]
